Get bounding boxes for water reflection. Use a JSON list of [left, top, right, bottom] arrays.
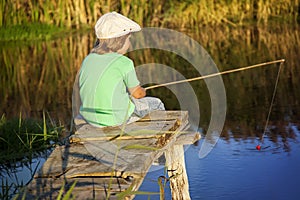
[[0, 150, 50, 199], [1, 25, 300, 198], [1, 25, 299, 130]]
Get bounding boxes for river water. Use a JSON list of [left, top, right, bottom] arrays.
[[1, 25, 300, 199], [138, 126, 300, 200]]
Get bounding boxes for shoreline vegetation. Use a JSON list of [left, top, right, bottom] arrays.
[[0, 113, 64, 198], [0, 112, 64, 165], [0, 0, 299, 41], [1, 1, 299, 198]]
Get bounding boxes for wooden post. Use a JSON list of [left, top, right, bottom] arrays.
[[165, 144, 190, 200]]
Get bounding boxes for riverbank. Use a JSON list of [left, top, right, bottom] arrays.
[[0, 0, 299, 41]]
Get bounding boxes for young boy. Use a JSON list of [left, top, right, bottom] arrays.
[[76, 12, 164, 127]]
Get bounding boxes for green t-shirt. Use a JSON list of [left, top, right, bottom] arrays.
[[79, 53, 140, 126]]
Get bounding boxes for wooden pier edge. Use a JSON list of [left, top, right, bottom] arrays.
[[23, 110, 200, 199]]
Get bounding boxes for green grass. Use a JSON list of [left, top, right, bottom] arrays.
[[0, 113, 64, 165], [0, 23, 78, 42]]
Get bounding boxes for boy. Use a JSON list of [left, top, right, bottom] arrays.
[[76, 12, 164, 127]]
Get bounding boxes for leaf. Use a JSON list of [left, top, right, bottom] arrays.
[[43, 111, 47, 142], [62, 181, 77, 200], [121, 144, 159, 151], [117, 184, 160, 200]]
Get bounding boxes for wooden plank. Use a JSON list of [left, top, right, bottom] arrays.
[[70, 130, 199, 142], [174, 131, 201, 145], [72, 119, 177, 138], [72, 110, 188, 137], [25, 176, 134, 200], [140, 110, 188, 122], [34, 144, 122, 179]]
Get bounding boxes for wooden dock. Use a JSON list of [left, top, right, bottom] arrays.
[[23, 110, 200, 199]]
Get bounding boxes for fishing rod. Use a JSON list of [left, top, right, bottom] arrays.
[[145, 59, 285, 91], [144, 59, 285, 151]]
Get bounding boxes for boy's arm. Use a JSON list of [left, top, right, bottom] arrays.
[[128, 85, 146, 99]]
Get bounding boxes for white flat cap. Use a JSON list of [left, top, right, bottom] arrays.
[[95, 12, 141, 39]]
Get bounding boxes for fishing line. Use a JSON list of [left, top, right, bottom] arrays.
[[256, 60, 285, 150]]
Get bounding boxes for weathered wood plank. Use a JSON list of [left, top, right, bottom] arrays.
[[34, 144, 121, 178], [72, 119, 178, 139], [70, 130, 199, 142], [141, 110, 188, 122], [25, 176, 134, 200], [174, 131, 201, 145]]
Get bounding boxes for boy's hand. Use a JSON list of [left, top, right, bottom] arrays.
[[128, 85, 146, 99]]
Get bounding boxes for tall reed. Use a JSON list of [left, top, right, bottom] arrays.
[[0, 0, 299, 29]]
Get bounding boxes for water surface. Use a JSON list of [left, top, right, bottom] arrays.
[[1, 25, 300, 199]]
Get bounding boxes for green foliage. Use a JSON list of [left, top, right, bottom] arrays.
[[56, 181, 77, 200], [0, 0, 299, 41], [0, 23, 72, 42], [0, 113, 64, 165]]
